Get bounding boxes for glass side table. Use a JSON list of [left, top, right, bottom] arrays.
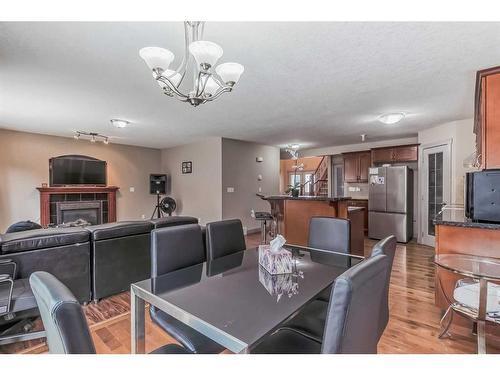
[[434, 254, 500, 354]]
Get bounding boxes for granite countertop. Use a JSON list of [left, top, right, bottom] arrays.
[[259, 195, 352, 202], [433, 207, 500, 230]]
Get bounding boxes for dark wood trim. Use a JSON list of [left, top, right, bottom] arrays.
[[37, 186, 119, 227]]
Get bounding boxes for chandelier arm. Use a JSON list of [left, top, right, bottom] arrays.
[[196, 71, 212, 97], [195, 70, 205, 97], [204, 86, 232, 102], [156, 76, 189, 99], [166, 21, 191, 88], [210, 72, 232, 90]]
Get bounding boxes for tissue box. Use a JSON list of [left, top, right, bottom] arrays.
[[258, 245, 293, 275], [258, 267, 298, 301]]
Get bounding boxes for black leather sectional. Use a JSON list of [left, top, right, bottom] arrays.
[[0, 216, 198, 303]]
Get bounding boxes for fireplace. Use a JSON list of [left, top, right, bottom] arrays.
[[56, 201, 103, 225], [37, 186, 119, 227]]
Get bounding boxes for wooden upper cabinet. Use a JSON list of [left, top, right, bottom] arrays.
[[343, 151, 371, 183], [476, 67, 500, 169], [358, 152, 371, 182], [371, 147, 394, 163], [371, 145, 418, 164], [343, 153, 360, 183]]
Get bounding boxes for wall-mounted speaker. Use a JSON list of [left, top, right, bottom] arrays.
[[150, 174, 167, 195]]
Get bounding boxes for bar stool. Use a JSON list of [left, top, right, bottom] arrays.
[[254, 212, 274, 244]]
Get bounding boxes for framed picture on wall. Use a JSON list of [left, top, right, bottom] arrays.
[[182, 161, 192, 174]]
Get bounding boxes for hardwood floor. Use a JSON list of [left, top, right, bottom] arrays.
[[2, 233, 499, 354]]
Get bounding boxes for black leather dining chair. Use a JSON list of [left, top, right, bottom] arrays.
[[309, 217, 350, 302], [205, 219, 246, 261], [277, 235, 397, 344], [0, 259, 45, 346], [29, 271, 188, 354], [252, 254, 389, 354], [150, 224, 223, 354], [369, 235, 397, 339]]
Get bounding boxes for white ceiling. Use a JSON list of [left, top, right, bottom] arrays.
[[1, 22, 500, 150]]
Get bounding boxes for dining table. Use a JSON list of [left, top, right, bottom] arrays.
[[130, 245, 363, 354], [435, 253, 500, 354]]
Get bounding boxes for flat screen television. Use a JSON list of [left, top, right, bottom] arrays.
[[49, 155, 107, 186]]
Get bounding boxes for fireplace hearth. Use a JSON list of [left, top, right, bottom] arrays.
[[56, 201, 102, 226]]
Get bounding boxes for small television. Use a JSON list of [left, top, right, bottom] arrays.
[[49, 155, 107, 186]]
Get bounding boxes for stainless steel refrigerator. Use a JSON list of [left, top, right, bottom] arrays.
[[368, 166, 413, 243]]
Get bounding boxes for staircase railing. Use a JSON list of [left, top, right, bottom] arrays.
[[313, 156, 329, 196]]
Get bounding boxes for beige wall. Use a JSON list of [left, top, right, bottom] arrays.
[[222, 138, 280, 232], [161, 137, 223, 225], [0, 129, 161, 232]]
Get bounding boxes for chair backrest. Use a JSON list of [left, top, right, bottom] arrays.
[[369, 235, 397, 338], [29, 271, 95, 354], [205, 219, 246, 261], [151, 224, 206, 277], [321, 254, 388, 354], [308, 217, 350, 253]]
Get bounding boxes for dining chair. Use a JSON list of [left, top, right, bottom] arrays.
[[308, 217, 350, 302], [0, 258, 46, 346], [251, 254, 389, 354], [277, 235, 396, 343], [205, 219, 246, 261], [150, 224, 223, 353], [29, 271, 188, 354]]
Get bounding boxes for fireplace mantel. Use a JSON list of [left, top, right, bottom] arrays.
[[37, 186, 119, 227]]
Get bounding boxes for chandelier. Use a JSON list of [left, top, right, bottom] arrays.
[[139, 22, 244, 107]]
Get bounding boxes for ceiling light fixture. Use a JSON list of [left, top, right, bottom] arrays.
[[139, 22, 244, 107], [378, 112, 405, 125], [110, 119, 129, 128], [74, 131, 109, 145]]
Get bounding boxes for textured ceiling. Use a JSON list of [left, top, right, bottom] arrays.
[[1, 22, 500, 150]]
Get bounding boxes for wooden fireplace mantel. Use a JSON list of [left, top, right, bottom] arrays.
[[37, 186, 119, 227]]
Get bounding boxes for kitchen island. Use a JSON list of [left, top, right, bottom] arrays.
[[260, 195, 365, 256], [434, 208, 500, 310]]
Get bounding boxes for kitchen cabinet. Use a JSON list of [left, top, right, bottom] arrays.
[[475, 66, 500, 169], [343, 151, 371, 183], [371, 145, 418, 164]]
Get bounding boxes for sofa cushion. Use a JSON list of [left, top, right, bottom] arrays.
[[86, 221, 153, 241], [150, 216, 198, 229], [0, 227, 90, 255]]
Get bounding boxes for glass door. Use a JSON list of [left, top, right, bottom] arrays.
[[421, 144, 451, 247]]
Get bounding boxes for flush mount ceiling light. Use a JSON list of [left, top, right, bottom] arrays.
[[378, 112, 405, 125], [289, 143, 301, 150], [110, 119, 129, 128], [139, 22, 244, 107], [74, 131, 109, 145]]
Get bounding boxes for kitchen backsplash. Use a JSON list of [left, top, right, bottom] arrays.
[[344, 182, 369, 199]]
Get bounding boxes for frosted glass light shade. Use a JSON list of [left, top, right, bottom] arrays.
[[161, 70, 182, 87], [139, 47, 175, 71], [378, 112, 405, 124], [189, 41, 223, 68], [215, 62, 244, 84], [203, 77, 220, 96]]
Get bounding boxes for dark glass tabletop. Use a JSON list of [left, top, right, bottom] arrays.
[[132, 246, 362, 353]]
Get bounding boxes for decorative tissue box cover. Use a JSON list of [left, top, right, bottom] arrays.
[[258, 244, 293, 275], [259, 267, 298, 301]]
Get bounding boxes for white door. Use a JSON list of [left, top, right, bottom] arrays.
[[420, 143, 451, 247]]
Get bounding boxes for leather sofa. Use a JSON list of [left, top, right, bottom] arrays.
[[87, 216, 199, 301], [0, 227, 91, 303], [0, 216, 198, 303]]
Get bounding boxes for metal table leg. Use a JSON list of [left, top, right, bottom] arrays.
[[477, 278, 487, 354], [131, 287, 145, 354]]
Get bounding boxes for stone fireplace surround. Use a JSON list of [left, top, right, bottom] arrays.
[[37, 186, 119, 227]]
